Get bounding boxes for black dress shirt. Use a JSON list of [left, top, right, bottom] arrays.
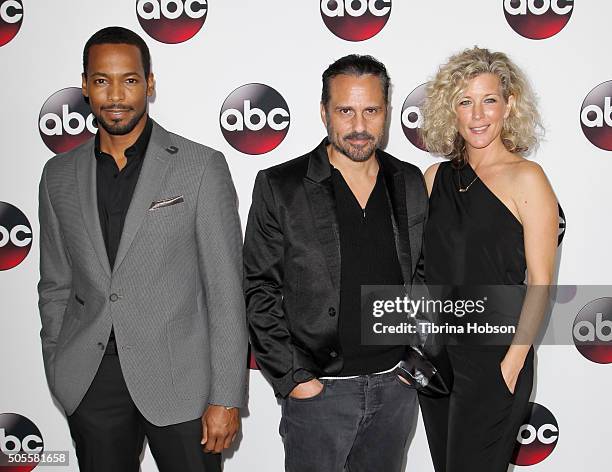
[[331, 167, 405, 375], [95, 117, 153, 270]]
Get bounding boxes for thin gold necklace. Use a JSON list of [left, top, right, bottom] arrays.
[[457, 168, 479, 193]]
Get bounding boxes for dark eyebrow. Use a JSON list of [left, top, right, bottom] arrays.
[[89, 72, 143, 78]]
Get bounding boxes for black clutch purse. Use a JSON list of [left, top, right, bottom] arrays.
[[395, 346, 449, 397]]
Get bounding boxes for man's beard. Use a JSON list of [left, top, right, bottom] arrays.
[[327, 123, 382, 163], [95, 105, 146, 136]]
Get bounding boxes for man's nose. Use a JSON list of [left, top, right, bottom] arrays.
[[352, 112, 366, 132], [108, 81, 125, 102]]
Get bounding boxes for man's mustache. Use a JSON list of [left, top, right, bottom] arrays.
[[101, 104, 133, 111], [343, 132, 374, 141]]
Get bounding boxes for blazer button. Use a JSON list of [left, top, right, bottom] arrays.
[[109, 293, 119, 302], [328, 307, 336, 317], [97, 342, 105, 350], [329, 350, 338, 358]]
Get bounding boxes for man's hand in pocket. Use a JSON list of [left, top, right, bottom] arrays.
[[289, 379, 324, 399]]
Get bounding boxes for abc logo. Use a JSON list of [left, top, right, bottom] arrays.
[[557, 203, 566, 246], [503, 0, 573, 40], [511, 402, 559, 466], [401, 83, 428, 151], [551, 284, 576, 304], [220, 83, 290, 155], [39, 87, 97, 154], [0, 0, 23, 47], [136, 0, 207, 44], [580, 80, 612, 151], [573, 297, 612, 364], [0, 413, 43, 471], [0, 202, 32, 271], [248, 345, 259, 370], [321, 0, 391, 42]]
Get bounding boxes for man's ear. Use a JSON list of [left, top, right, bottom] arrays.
[[81, 73, 88, 98], [146, 73, 155, 98], [320, 102, 328, 127]]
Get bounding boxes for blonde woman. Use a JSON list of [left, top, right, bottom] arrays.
[[418, 47, 558, 471]]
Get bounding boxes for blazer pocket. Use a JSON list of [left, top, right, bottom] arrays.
[[407, 212, 425, 227], [147, 202, 185, 220], [149, 195, 185, 212]]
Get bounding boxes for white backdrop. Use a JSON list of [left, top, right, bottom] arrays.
[[1, 1, 611, 471]]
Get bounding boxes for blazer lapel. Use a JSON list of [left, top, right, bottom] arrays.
[[112, 121, 174, 274], [303, 140, 341, 290], [404, 172, 426, 279], [76, 140, 112, 277], [379, 153, 413, 285]]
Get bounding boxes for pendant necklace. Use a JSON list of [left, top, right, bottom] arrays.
[[457, 168, 479, 193]]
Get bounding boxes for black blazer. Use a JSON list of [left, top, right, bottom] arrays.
[[244, 139, 427, 397]]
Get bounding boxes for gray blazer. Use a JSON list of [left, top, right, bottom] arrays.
[[38, 120, 248, 426]]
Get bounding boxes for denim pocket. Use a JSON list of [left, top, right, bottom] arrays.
[[287, 380, 327, 402]]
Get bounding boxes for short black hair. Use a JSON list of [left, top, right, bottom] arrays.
[[83, 26, 151, 77], [321, 54, 390, 108]]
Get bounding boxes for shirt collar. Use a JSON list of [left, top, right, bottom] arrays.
[[94, 116, 153, 163]]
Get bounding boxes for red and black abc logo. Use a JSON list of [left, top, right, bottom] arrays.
[[0, 413, 44, 471], [39, 87, 97, 154], [401, 83, 428, 151], [0, 202, 32, 271], [573, 297, 612, 364], [0, 0, 23, 47], [220, 83, 290, 155], [503, 0, 573, 40], [136, 0, 207, 44], [511, 402, 559, 466], [321, 0, 391, 42], [580, 81, 612, 151]]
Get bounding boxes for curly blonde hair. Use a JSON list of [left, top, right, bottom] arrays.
[[419, 47, 543, 165]]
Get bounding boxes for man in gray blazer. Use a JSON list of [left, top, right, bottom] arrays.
[[37, 27, 247, 472]]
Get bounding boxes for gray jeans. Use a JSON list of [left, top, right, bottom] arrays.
[[280, 371, 418, 472]]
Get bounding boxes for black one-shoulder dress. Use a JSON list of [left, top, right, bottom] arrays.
[[419, 161, 534, 472]]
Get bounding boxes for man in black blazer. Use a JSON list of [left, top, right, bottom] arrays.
[[244, 55, 427, 471]]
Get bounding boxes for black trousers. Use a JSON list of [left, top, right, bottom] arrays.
[[418, 346, 534, 472], [67, 349, 221, 472]]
